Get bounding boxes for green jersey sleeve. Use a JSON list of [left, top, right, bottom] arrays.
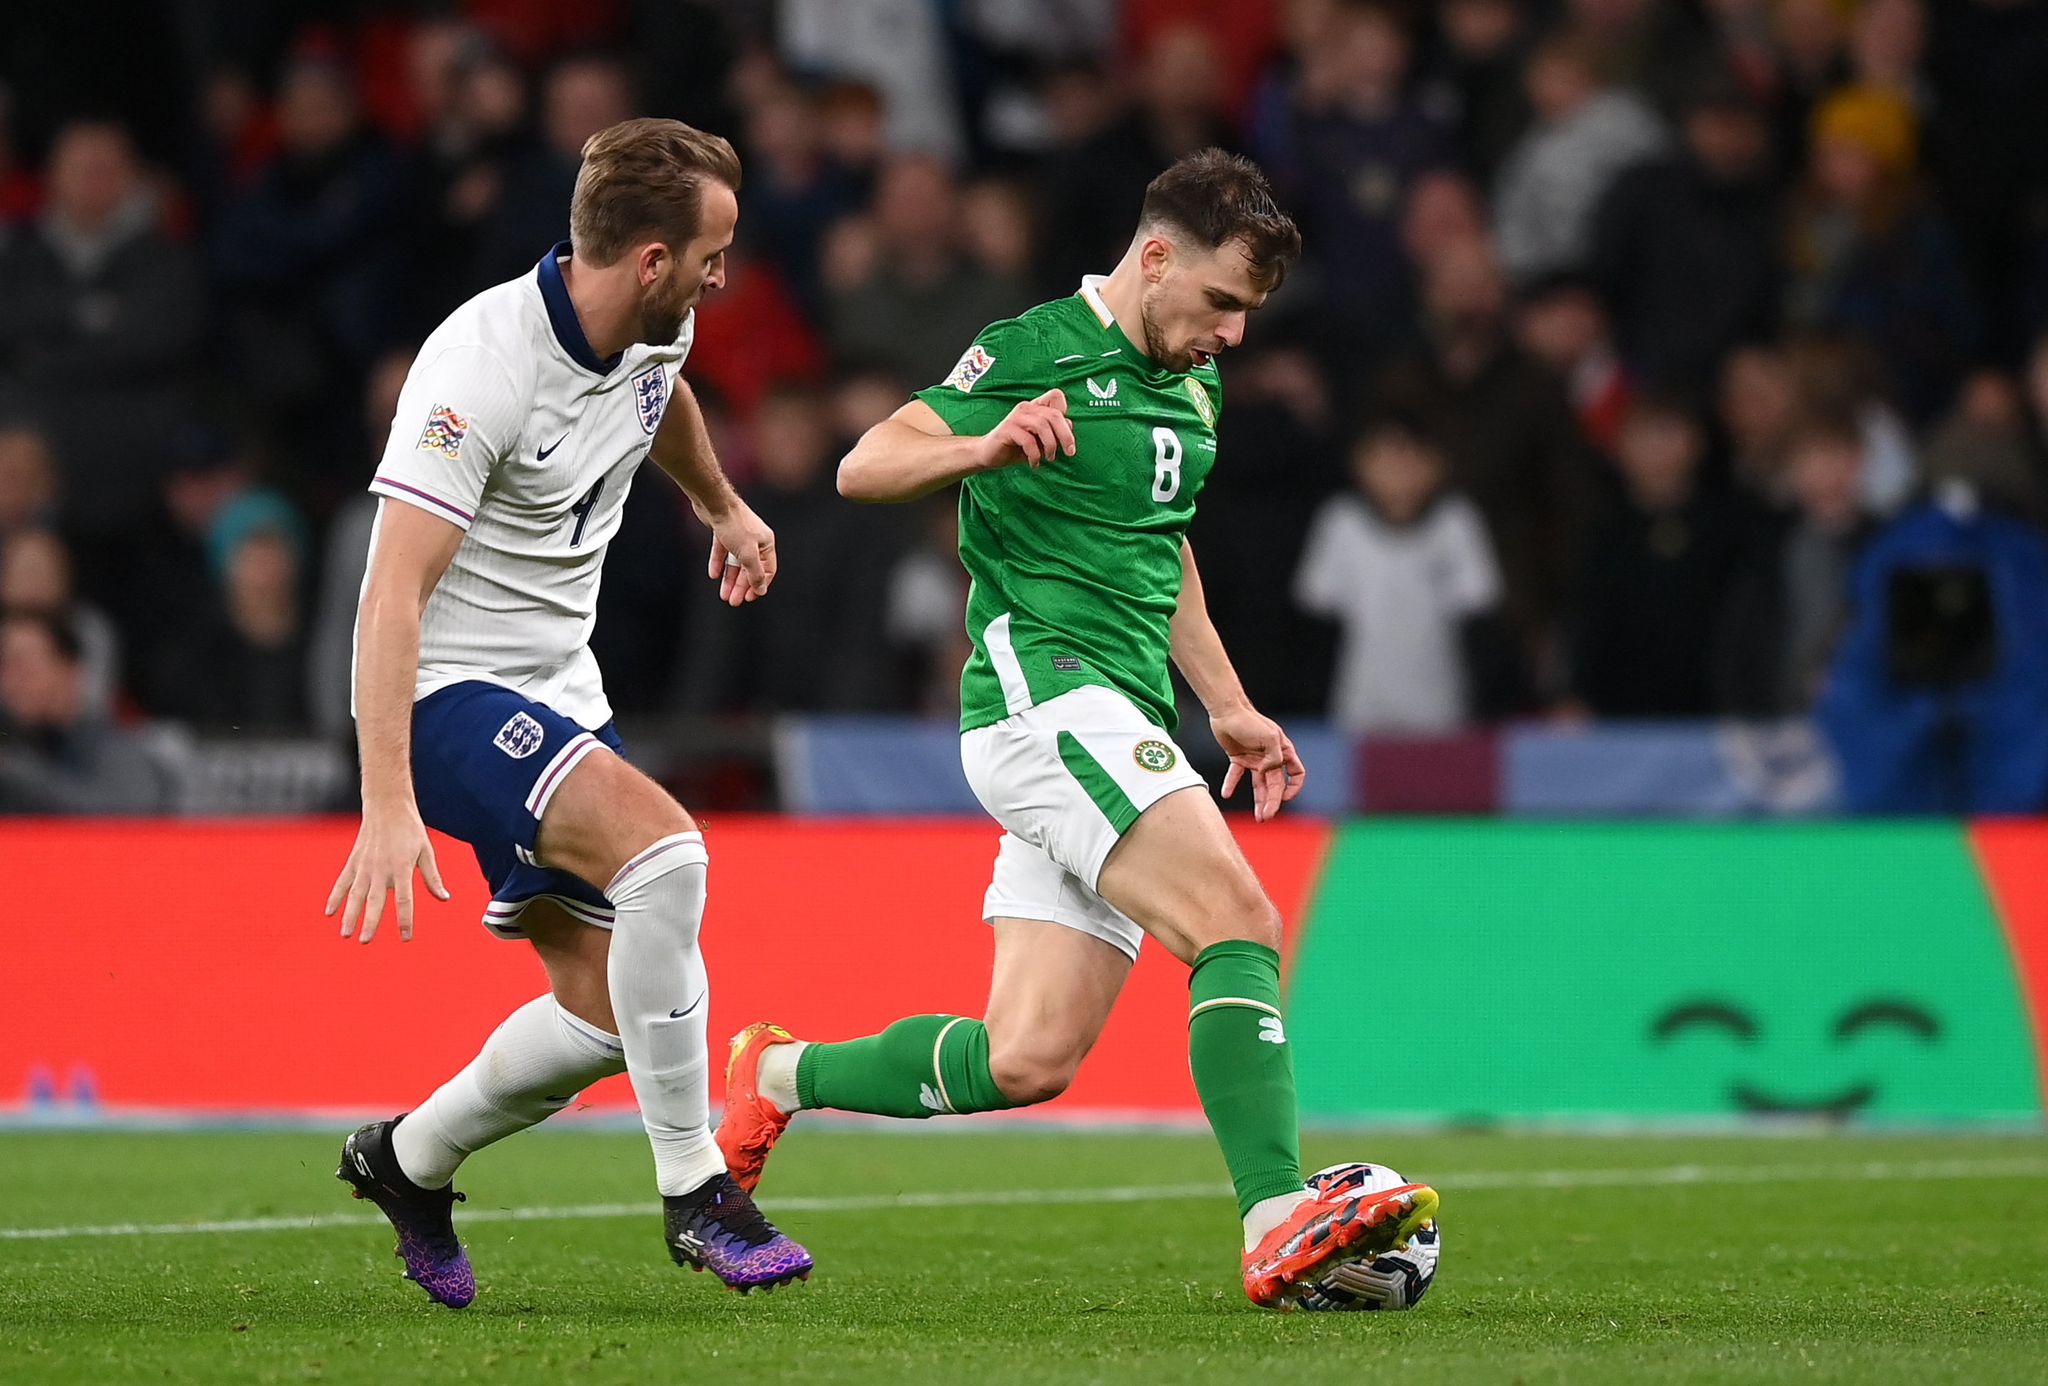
[[912, 317, 1050, 437]]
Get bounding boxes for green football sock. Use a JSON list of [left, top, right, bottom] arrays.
[[1188, 940, 1305, 1217], [795, 1015, 1019, 1119]]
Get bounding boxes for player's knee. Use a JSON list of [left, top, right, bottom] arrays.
[[988, 1047, 1078, 1107], [1185, 882, 1282, 953]]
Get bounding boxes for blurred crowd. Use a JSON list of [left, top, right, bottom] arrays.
[[5, 0, 2048, 814]]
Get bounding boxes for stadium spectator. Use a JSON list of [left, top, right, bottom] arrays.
[[401, 33, 535, 316], [1037, 24, 1239, 290], [883, 499, 969, 716], [1565, 397, 1751, 718], [1423, 0, 1535, 187], [1559, 0, 1707, 114], [1783, 86, 1974, 426], [307, 349, 410, 740], [825, 155, 1026, 387], [1715, 414, 1879, 717], [1515, 272, 1632, 455], [1373, 234, 1591, 676], [1259, 0, 1454, 366], [1589, 75, 1782, 399], [0, 611, 167, 814], [0, 120, 204, 545], [210, 53, 404, 422], [1398, 169, 1489, 278], [463, 54, 636, 290], [1719, 342, 1801, 501], [1294, 421, 1503, 733], [740, 80, 859, 317], [142, 491, 312, 732], [1764, 0, 1852, 174], [777, 0, 965, 162], [0, 527, 120, 719], [1491, 28, 1667, 284], [959, 177, 1039, 292], [680, 384, 897, 713], [1851, 0, 1930, 105], [0, 426, 59, 558], [1194, 341, 1347, 718]]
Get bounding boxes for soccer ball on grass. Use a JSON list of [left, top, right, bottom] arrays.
[[1298, 1162, 1440, 1311]]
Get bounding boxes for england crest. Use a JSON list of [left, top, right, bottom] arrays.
[[494, 712, 546, 759], [633, 365, 672, 435]]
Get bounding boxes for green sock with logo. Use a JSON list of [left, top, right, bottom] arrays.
[[795, 1015, 1018, 1119], [1188, 940, 1305, 1217]]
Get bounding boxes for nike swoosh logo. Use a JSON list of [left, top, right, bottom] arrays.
[[668, 992, 707, 1019], [538, 434, 568, 460]]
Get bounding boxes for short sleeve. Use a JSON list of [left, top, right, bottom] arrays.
[[1439, 497, 1505, 615], [911, 317, 1048, 437], [368, 344, 524, 530]]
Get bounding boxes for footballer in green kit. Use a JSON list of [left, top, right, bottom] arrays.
[[717, 151, 1438, 1308]]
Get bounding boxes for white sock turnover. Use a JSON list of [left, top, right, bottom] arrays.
[[756, 1040, 808, 1115], [604, 832, 729, 1197], [1243, 1190, 1312, 1253], [392, 993, 626, 1189]]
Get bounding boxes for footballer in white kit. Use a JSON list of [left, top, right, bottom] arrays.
[[327, 119, 813, 1307]]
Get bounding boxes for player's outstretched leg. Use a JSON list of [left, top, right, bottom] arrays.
[[1096, 789, 1439, 1309], [541, 752, 812, 1292], [719, 922, 1125, 1192], [337, 1118, 477, 1309]]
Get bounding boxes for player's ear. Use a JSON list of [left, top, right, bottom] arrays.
[[635, 241, 668, 289], [1139, 234, 1174, 285]]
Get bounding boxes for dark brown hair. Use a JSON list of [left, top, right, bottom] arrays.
[[1139, 149, 1301, 291], [570, 118, 742, 266]]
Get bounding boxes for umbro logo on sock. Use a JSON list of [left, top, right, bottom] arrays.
[[918, 1083, 946, 1112], [1258, 1016, 1287, 1046]]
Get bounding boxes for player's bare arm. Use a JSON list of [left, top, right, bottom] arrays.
[[1170, 538, 1305, 821], [837, 391, 1076, 504], [325, 500, 462, 943], [649, 378, 776, 606]]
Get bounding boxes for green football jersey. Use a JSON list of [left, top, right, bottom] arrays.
[[914, 277, 1222, 734]]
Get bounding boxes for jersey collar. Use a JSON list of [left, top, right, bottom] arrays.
[[1078, 274, 1118, 332], [537, 241, 622, 375]]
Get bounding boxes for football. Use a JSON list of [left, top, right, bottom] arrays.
[[1298, 1162, 1441, 1311]]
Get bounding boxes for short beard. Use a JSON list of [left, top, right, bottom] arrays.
[[1138, 283, 1194, 373], [638, 275, 694, 347]]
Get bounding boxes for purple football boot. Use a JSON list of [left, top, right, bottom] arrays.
[[336, 1118, 477, 1309], [663, 1173, 814, 1293]]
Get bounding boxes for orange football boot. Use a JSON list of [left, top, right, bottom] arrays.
[[1242, 1181, 1440, 1310], [715, 1022, 801, 1194]]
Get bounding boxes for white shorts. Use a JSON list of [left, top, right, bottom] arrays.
[[959, 685, 1207, 960]]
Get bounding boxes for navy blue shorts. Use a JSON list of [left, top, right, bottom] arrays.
[[411, 680, 623, 939]]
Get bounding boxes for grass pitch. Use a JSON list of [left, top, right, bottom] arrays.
[[2, 1124, 2045, 1384]]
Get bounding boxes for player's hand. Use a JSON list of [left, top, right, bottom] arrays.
[[325, 803, 450, 944], [700, 497, 777, 605], [1212, 704, 1307, 822], [978, 389, 1075, 471]]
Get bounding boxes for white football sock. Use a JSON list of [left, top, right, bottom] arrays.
[[1243, 1190, 1312, 1253], [756, 1040, 808, 1115], [392, 994, 626, 1189], [605, 832, 728, 1197]]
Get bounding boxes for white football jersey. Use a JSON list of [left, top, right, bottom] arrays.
[[357, 241, 693, 728]]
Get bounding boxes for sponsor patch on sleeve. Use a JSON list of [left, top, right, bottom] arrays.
[[945, 344, 996, 393], [416, 404, 470, 460]]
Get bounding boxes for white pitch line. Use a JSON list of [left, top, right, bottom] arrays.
[[3, 1156, 2045, 1244]]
